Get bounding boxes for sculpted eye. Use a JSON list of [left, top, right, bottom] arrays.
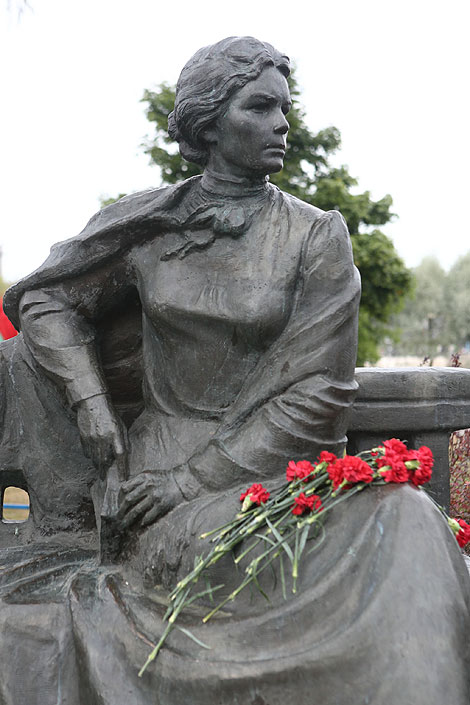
[[249, 103, 269, 113]]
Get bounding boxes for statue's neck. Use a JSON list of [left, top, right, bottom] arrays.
[[200, 168, 268, 199]]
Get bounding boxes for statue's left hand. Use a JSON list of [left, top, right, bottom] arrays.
[[118, 471, 183, 529]]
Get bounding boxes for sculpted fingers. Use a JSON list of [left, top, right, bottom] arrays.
[[120, 495, 155, 529], [139, 504, 162, 527], [121, 483, 148, 508], [80, 435, 112, 469], [121, 474, 148, 493], [91, 431, 122, 474], [117, 470, 183, 530], [76, 396, 128, 473]]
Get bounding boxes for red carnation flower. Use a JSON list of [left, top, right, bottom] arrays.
[[455, 519, 470, 548], [327, 461, 346, 491], [378, 456, 410, 483], [286, 460, 315, 483], [317, 451, 337, 465], [292, 492, 322, 516], [382, 438, 408, 456], [408, 446, 433, 486], [327, 455, 374, 490], [376, 439, 411, 483], [240, 483, 270, 507]]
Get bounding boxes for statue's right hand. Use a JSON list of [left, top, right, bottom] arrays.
[[76, 395, 128, 478]]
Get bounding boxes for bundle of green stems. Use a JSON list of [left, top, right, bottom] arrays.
[[139, 460, 372, 676]]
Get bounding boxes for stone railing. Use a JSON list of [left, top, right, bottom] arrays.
[[348, 367, 470, 509]]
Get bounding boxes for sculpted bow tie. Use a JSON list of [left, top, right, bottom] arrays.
[[160, 191, 269, 261]]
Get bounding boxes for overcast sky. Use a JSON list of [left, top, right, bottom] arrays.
[[1, 0, 469, 283]]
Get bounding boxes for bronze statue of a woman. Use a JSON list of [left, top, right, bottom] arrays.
[[0, 36, 469, 705]]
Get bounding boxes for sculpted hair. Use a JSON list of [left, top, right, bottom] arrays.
[[168, 36, 290, 167]]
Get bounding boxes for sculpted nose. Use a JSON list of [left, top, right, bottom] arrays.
[[274, 112, 289, 135]]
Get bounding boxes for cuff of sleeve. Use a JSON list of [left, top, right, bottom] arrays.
[[67, 379, 108, 407], [186, 440, 254, 493], [172, 463, 203, 501]]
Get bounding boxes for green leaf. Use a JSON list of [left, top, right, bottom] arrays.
[[279, 554, 287, 600], [175, 626, 212, 649], [265, 517, 294, 564]]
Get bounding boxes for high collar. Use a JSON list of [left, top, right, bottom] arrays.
[[200, 169, 269, 199]]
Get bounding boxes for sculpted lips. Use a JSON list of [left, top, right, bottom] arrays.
[[266, 143, 286, 152]]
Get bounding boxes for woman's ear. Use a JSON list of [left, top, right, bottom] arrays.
[[202, 125, 218, 145]]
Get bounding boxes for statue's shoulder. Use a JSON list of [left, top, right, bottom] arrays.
[[272, 186, 350, 237], [3, 178, 202, 327], [100, 182, 178, 210], [81, 178, 197, 233], [45, 176, 200, 262], [271, 185, 325, 224]]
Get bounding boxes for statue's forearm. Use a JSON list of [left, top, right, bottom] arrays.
[[19, 286, 108, 408]]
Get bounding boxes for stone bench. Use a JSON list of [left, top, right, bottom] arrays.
[[2, 367, 470, 536], [347, 367, 470, 509]]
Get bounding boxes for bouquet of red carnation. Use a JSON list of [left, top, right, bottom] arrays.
[[140, 439, 468, 675]]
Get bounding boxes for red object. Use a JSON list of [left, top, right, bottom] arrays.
[[382, 438, 408, 455], [317, 451, 337, 466], [408, 446, 434, 486], [376, 438, 433, 486], [240, 483, 270, 506], [456, 519, 470, 548], [292, 492, 322, 516], [328, 455, 374, 490], [377, 456, 410, 483], [286, 460, 315, 483], [376, 438, 412, 483], [0, 298, 17, 340]]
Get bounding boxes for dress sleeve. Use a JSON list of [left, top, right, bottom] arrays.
[[19, 257, 136, 408], [174, 210, 361, 498]]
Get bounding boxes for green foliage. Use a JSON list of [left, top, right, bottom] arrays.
[[141, 73, 412, 365], [392, 257, 447, 359], [99, 193, 128, 209], [444, 253, 470, 350], [142, 84, 201, 184], [352, 230, 413, 363], [312, 170, 394, 236], [392, 252, 470, 361]]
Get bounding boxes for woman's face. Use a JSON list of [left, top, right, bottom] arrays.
[[205, 65, 291, 179]]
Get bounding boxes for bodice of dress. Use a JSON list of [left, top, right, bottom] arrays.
[[16, 179, 360, 485], [130, 192, 301, 420]]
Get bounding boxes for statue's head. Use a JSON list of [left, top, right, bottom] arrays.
[[168, 37, 291, 170]]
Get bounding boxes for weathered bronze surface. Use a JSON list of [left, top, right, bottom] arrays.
[[1, 37, 469, 704]]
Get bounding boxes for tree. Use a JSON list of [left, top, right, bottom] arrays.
[[140, 75, 412, 365], [444, 252, 470, 351], [391, 251, 470, 361], [391, 257, 448, 360]]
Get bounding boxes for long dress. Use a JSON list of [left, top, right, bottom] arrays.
[[0, 176, 469, 704]]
